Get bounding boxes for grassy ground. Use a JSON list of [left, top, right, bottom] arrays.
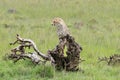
[[0, 0, 120, 80]]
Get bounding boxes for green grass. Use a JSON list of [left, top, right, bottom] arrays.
[[0, 0, 120, 80]]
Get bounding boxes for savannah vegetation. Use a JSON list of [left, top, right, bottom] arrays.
[[0, 0, 120, 80]]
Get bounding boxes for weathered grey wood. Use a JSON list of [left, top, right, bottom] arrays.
[[9, 34, 53, 64], [10, 34, 49, 60]]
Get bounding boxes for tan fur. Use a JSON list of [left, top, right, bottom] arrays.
[[52, 17, 70, 38]]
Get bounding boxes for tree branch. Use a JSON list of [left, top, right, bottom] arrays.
[[10, 34, 49, 60], [9, 34, 54, 64]]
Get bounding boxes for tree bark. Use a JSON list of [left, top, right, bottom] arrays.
[[48, 34, 83, 71]]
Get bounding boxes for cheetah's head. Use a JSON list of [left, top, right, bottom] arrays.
[[51, 17, 66, 27]]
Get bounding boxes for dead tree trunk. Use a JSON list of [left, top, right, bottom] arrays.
[[8, 34, 82, 71], [48, 34, 83, 71]]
